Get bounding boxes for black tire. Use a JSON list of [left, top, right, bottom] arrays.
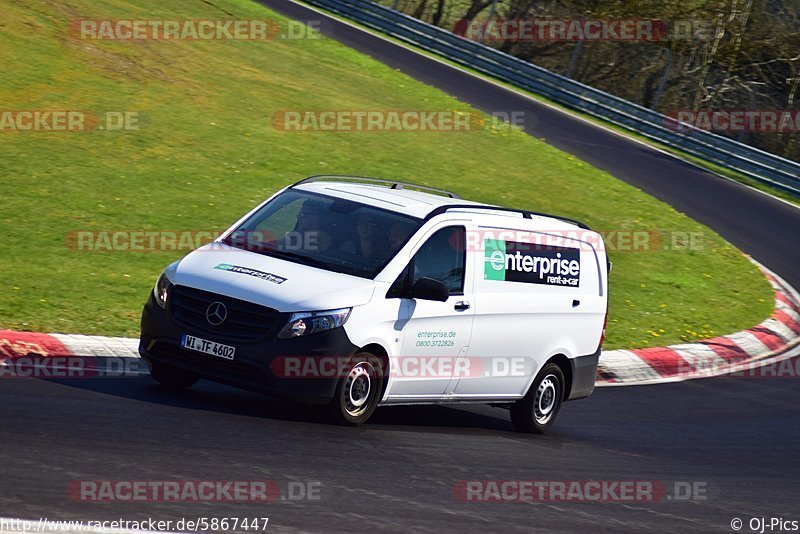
[[328, 353, 384, 425], [149, 361, 199, 390], [510, 363, 565, 434]]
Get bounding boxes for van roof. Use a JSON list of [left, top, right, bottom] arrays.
[[291, 175, 590, 229]]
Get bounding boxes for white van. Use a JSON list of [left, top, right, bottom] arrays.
[[140, 176, 609, 433]]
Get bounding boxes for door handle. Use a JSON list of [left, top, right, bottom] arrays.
[[454, 301, 471, 312], [572, 299, 581, 307]]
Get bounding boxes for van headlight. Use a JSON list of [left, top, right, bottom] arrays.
[[278, 308, 351, 338], [153, 271, 173, 309]]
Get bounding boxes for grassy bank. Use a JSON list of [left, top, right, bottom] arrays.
[[0, 0, 773, 348]]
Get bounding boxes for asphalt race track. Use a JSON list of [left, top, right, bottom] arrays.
[[1, 1, 799, 532], [2, 369, 799, 532]]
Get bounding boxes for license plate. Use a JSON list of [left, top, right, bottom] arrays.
[[181, 334, 236, 360]]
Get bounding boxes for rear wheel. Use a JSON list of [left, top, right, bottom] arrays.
[[149, 361, 199, 390], [328, 353, 384, 425], [510, 363, 565, 434]]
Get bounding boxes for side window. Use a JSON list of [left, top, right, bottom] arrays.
[[387, 226, 466, 298], [411, 226, 466, 295]]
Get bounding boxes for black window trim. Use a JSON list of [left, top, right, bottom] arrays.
[[386, 225, 467, 299]]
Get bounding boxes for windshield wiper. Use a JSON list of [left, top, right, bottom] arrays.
[[258, 248, 331, 270], [224, 234, 331, 270]]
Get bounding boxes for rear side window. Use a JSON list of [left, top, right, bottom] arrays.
[[390, 226, 466, 296]]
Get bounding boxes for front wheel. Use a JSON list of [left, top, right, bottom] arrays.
[[328, 353, 384, 425], [510, 363, 565, 434]]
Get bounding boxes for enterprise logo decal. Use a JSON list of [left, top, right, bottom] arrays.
[[214, 263, 287, 284], [484, 239, 580, 287]]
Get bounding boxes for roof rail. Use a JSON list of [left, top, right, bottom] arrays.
[[291, 175, 461, 199], [425, 204, 591, 229]]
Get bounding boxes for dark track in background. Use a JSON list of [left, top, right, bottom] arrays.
[[262, 0, 800, 289], [1, 1, 798, 531]]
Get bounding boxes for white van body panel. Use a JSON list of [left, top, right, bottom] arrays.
[[341, 212, 607, 405], [145, 178, 608, 413], [449, 219, 606, 399], [173, 242, 375, 311]]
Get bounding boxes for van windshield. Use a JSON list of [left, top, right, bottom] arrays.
[[222, 190, 422, 279]]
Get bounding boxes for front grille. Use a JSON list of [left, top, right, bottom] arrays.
[[169, 285, 284, 341]]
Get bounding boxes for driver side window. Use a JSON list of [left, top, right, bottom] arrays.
[[389, 226, 466, 297]]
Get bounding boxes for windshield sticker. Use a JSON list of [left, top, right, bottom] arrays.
[[214, 263, 287, 284], [484, 239, 580, 287]]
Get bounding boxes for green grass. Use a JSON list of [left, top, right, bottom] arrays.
[[0, 0, 774, 349]]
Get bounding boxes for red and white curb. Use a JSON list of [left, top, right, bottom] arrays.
[[0, 331, 144, 376], [0, 331, 138, 359], [1, 262, 799, 385], [598, 260, 800, 385]]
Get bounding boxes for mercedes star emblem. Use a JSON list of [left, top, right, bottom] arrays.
[[205, 301, 227, 326]]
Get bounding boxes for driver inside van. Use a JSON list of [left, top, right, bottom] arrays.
[[340, 211, 384, 260], [290, 199, 332, 252]]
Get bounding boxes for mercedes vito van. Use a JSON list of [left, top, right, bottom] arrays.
[[139, 176, 609, 433]]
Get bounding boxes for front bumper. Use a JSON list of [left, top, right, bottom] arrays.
[[139, 292, 359, 405]]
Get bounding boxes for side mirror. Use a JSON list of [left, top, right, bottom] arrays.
[[411, 277, 449, 302]]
